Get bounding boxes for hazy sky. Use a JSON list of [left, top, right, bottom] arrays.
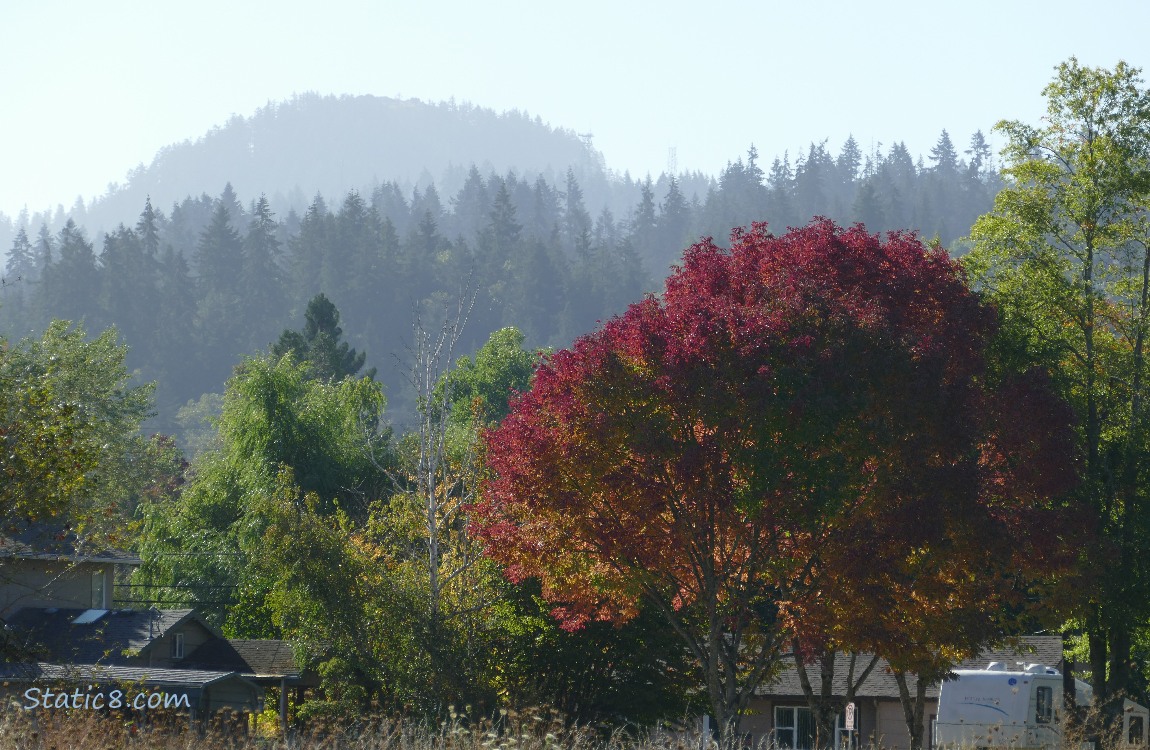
[[3, 0, 1149, 218]]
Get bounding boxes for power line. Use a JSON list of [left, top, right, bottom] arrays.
[[115, 599, 238, 607], [119, 583, 238, 589]]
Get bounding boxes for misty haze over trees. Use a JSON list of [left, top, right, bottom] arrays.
[[0, 95, 1001, 445], [19, 52, 1143, 741]]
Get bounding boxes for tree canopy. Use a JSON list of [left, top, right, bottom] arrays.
[[475, 219, 1078, 740], [966, 57, 1150, 704], [135, 352, 392, 635], [0, 321, 154, 547]]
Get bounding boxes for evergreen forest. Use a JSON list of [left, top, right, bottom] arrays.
[[0, 126, 1000, 446]]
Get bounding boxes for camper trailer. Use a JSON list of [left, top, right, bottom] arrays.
[[936, 663, 1148, 750]]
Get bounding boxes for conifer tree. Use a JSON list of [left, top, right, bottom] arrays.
[[289, 194, 330, 303], [1, 227, 36, 331], [195, 199, 246, 380], [766, 154, 797, 230], [451, 166, 490, 244], [41, 219, 100, 329], [563, 168, 593, 258], [151, 243, 199, 418], [654, 176, 692, 271], [529, 175, 561, 241], [272, 293, 373, 381], [5, 227, 36, 283], [99, 224, 157, 366], [242, 195, 287, 352]]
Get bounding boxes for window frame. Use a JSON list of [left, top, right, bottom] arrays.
[[1130, 715, 1145, 745], [90, 570, 106, 609], [1036, 685, 1054, 724], [775, 705, 845, 750]]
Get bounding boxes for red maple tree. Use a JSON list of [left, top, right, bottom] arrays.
[[474, 220, 1078, 739]]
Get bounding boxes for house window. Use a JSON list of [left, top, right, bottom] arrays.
[[775, 707, 856, 750], [774, 706, 817, 750], [171, 631, 185, 660], [1130, 716, 1145, 745], [1036, 686, 1053, 724], [91, 571, 106, 608]]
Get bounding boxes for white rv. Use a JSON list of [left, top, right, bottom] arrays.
[[935, 663, 1148, 750]]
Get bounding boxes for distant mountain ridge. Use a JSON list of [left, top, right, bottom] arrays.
[[18, 93, 611, 239]]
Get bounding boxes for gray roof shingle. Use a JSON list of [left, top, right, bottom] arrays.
[[0, 532, 140, 564], [184, 639, 303, 678], [0, 661, 242, 689]]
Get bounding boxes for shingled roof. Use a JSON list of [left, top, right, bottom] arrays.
[[6, 607, 204, 664], [758, 636, 1065, 699], [0, 661, 244, 689], [0, 529, 140, 564], [183, 638, 320, 686], [0, 661, 265, 714], [184, 639, 300, 677]]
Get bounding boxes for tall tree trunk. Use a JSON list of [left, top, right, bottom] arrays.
[[1063, 633, 1080, 731], [794, 646, 838, 750], [1081, 237, 1116, 711], [894, 670, 929, 750], [794, 646, 880, 750], [1088, 605, 1109, 705], [644, 583, 783, 750]]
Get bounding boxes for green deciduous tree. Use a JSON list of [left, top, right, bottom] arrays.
[[0, 321, 154, 546], [136, 353, 391, 633], [966, 57, 1150, 703], [437, 326, 539, 428]]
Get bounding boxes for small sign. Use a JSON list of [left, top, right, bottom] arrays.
[[845, 702, 856, 731]]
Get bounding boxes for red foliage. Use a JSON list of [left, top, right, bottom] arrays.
[[473, 220, 1079, 663]]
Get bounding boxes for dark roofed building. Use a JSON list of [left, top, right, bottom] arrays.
[[0, 532, 142, 564], [0, 541, 270, 724], [6, 607, 216, 668], [0, 661, 262, 717], [185, 639, 318, 685], [185, 638, 321, 731]]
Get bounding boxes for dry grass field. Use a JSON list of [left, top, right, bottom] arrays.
[[0, 708, 715, 750]]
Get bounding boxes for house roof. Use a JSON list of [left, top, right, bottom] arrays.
[[184, 639, 304, 679], [757, 636, 1065, 700], [0, 531, 140, 564], [6, 607, 204, 664], [0, 661, 246, 690]]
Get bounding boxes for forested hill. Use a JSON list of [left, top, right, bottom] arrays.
[[3, 94, 613, 241], [0, 126, 1002, 450]]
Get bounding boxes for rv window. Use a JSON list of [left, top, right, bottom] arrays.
[[1036, 686, 1053, 724], [1130, 716, 1144, 745]]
